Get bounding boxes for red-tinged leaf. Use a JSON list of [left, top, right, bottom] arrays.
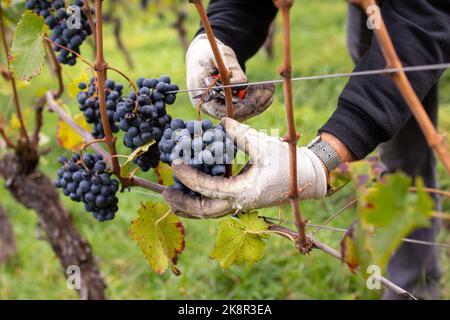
[[154, 162, 174, 186], [129, 202, 185, 275], [340, 221, 359, 274]]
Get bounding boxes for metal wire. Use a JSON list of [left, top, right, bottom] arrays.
[[311, 199, 357, 235], [166, 62, 450, 94], [264, 217, 450, 249]]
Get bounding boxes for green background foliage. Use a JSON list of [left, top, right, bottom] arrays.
[[0, 0, 449, 299]]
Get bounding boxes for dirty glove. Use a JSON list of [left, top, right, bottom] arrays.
[[186, 34, 275, 121], [163, 118, 328, 218]]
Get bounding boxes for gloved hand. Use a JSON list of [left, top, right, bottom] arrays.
[[186, 34, 275, 121], [163, 118, 328, 219]]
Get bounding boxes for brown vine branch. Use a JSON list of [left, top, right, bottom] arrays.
[[94, 0, 124, 186], [350, 0, 450, 174], [273, 0, 310, 253], [0, 1, 29, 144], [267, 222, 417, 299], [0, 126, 16, 149], [0, 154, 107, 299], [190, 0, 233, 118], [190, 0, 234, 177], [45, 91, 166, 194]]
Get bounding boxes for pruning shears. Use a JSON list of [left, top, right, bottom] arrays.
[[194, 74, 247, 103]]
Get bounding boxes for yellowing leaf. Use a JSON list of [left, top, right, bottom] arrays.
[[120, 160, 135, 178], [0, 79, 30, 96], [120, 140, 155, 177], [56, 112, 90, 151], [211, 212, 268, 269], [129, 202, 185, 275], [10, 12, 47, 81], [340, 222, 358, 274], [155, 162, 173, 186], [1, 0, 11, 7], [10, 108, 31, 129], [68, 73, 90, 98]]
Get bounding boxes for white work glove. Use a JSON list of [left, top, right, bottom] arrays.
[[163, 118, 328, 218], [186, 34, 275, 121]]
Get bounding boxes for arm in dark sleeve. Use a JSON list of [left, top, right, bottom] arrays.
[[196, 0, 278, 69], [319, 0, 450, 160]]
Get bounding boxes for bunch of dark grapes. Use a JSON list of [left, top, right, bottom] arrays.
[[77, 78, 123, 138], [25, 0, 93, 66], [114, 76, 179, 171], [158, 119, 237, 195], [54, 153, 119, 222]]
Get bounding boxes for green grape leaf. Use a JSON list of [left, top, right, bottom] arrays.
[[357, 174, 432, 274], [348, 173, 433, 274], [129, 202, 185, 275], [211, 211, 269, 269], [120, 140, 155, 177], [10, 12, 47, 81]]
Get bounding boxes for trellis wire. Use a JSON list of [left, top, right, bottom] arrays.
[[311, 199, 357, 235], [166, 62, 450, 94], [264, 217, 450, 249]]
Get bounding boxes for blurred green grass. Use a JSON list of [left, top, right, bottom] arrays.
[[0, 0, 448, 299]]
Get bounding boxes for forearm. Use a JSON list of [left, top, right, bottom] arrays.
[[196, 0, 277, 69], [320, 0, 450, 160]]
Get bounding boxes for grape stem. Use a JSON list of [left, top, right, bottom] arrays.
[[195, 76, 219, 121], [44, 36, 95, 69], [106, 65, 139, 110], [79, 138, 106, 170], [350, 0, 450, 174]]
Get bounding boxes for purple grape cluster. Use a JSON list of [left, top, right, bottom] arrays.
[[54, 153, 119, 222], [77, 78, 123, 138], [158, 119, 237, 194], [114, 76, 179, 171], [25, 0, 93, 66]]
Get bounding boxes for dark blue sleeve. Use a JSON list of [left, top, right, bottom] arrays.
[[319, 0, 450, 159], [196, 0, 277, 69]]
